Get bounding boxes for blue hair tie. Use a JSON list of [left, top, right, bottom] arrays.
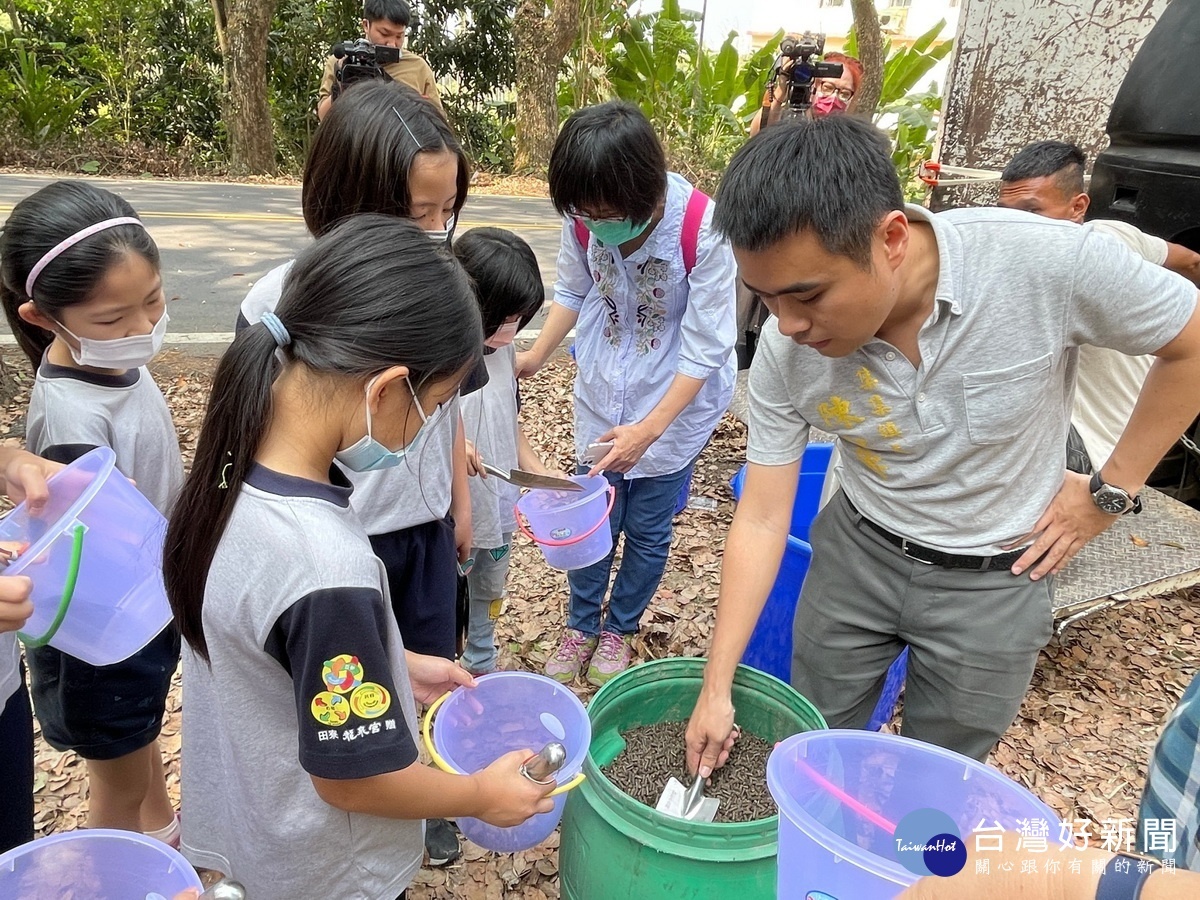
[[261, 312, 291, 348]]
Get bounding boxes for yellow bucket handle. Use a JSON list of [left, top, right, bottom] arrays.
[[421, 689, 585, 797]]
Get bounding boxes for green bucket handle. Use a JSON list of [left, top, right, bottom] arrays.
[[17, 523, 85, 648]]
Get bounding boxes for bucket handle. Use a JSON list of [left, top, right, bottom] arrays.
[[17, 523, 85, 648], [421, 689, 585, 797], [513, 485, 616, 548]]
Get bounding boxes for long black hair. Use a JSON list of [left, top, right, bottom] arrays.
[[0, 181, 160, 369], [452, 227, 544, 338], [302, 80, 470, 237], [165, 215, 483, 661]]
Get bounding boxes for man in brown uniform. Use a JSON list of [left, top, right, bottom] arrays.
[[316, 0, 445, 121]]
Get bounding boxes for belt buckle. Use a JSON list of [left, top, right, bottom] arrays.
[[900, 538, 936, 565]]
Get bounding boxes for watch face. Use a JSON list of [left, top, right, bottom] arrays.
[[1096, 487, 1129, 515]]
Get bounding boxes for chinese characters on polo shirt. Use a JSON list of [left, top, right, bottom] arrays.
[[265, 586, 418, 779]]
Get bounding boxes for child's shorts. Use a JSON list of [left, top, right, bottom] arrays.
[[26, 625, 180, 761], [370, 517, 459, 660]]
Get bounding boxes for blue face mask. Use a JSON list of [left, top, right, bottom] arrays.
[[335, 374, 433, 472], [581, 216, 651, 246]]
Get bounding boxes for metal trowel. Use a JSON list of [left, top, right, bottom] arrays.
[[655, 772, 720, 822], [481, 462, 583, 492]]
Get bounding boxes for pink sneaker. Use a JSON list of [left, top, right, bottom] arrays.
[[545, 628, 598, 683], [586, 632, 634, 686]]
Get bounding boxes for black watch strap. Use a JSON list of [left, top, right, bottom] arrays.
[[1095, 852, 1161, 900]]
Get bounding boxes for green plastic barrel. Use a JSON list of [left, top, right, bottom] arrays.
[[560, 657, 827, 900]]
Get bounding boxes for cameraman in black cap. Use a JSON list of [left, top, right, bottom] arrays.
[[317, 0, 445, 121]]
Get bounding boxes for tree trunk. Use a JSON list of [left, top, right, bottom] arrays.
[[850, 0, 884, 119], [513, 0, 582, 175], [211, 0, 278, 175]]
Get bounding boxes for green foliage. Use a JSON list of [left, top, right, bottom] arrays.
[[268, 0, 359, 168], [847, 19, 953, 196], [410, 0, 517, 170], [5, 39, 92, 146], [563, 0, 780, 187]]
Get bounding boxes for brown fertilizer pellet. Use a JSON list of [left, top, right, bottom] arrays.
[[602, 720, 776, 823]]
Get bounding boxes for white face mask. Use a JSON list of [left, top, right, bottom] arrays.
[[425, 214, 456, 247], [56, 311, 169, 370]]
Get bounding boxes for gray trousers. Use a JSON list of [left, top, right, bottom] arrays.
[[791, 491, 1054, 762]]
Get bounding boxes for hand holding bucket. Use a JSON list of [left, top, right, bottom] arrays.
[[421, 672, 592, 852], [0, 447, 172, 666]]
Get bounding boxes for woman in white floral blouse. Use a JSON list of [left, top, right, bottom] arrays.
[[518, 101, 738, 686]]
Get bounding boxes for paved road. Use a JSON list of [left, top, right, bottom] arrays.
[[0, 173, 563, 353]]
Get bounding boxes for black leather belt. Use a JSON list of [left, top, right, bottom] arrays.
[[845, 498, 1028, 572]]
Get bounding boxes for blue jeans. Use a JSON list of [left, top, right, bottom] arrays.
[[567, 461, 695, 636]]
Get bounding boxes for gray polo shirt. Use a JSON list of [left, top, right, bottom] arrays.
[[26, 358, 183, 515], [180, 465, 422, 899], [748, 205, 1197, 554]]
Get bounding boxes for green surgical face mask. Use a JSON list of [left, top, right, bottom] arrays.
[[581, 216, 651, 246]]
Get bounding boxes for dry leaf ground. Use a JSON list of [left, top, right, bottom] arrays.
[[4, 346, 1199, 898]]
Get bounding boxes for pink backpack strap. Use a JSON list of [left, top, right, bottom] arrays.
[[681, 189, 710, 275], [573, 218, 590, 254]]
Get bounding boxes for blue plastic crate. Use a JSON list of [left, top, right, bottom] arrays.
[[729, 441, 833, 543], [730, 443, 907, 731]]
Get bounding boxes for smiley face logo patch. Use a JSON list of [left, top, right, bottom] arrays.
[[311, 691, 350, 726], [349, 682, 391, 719], [322, 654, 364, 694]]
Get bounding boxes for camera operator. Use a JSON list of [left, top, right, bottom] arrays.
[[316, 0, 445, 121], [749, 38, 861, 136]]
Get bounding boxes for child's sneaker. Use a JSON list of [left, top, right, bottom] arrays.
[[425, 817, 461, 866], [586, 631, 634, 686], [545, 628, 598, 683]]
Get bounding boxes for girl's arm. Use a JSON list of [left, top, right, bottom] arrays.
[[311, 748, 554, 825], [0, 447, 61, 514], [516, 426, 555, 477], [451, 413, 473, 563]]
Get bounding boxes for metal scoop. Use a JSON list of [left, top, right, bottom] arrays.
[[520, 741, 567, 784], [655, 771, 720, 822], [197, 879, 247, 900], [481, 463, 583, 492]]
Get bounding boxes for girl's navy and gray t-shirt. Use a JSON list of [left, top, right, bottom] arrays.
[[180, 464, 423, 900], [26, 357, 183, 515]]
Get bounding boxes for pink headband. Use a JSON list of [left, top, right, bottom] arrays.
[[25, 217, 145, 298]]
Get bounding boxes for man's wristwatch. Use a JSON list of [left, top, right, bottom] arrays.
[[1089, 471, 1143, 516], [1095, 849, 1161, 900]]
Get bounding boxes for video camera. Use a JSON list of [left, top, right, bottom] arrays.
[[776, 32, 843, 122], [331, 38, 401, 91]]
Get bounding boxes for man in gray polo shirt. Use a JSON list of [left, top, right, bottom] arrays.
[[686, 117, 1200, 769]]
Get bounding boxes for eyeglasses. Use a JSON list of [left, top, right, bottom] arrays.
[[565, 206, 626, 224], [814, 81, 855, 104]]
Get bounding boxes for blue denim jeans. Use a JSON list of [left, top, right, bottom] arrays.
[[567, 461, 696, 636]]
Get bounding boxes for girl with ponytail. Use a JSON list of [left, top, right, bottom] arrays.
[[165, 215, 553, 899]]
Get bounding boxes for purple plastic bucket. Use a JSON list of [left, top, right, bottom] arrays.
[[516, 474, 615, 570], [0, 828, 202, 899], [427, 672, 591, 852], [2, 446, 171, 667], [767, 730, 1062, 899]]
